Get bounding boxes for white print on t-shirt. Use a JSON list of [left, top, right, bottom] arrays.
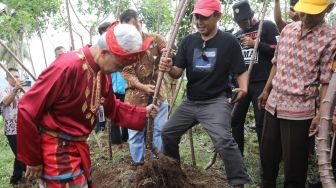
[[193, 48, 217, 72], [275, 36, 280, 44], [237, 31, 259, 65], [98, 105, 105, 122], [242, 48, 258, 64]]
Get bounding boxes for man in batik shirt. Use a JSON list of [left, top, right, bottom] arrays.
[[120, 9, 173, 164], [0, 68, 26, 185], [258, 0, 336, 187]]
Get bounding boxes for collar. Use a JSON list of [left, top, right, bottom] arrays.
[[294, 21, 326, 39], [82, 45, 100, 73]]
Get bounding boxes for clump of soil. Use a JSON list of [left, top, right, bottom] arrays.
[[134, 156, 193, 188], [92, 154, 229, 188]]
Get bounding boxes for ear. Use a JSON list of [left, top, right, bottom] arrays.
[[99, 49, 111, 57], [326, 3, 334, 13], [215, 12, 222, 21]]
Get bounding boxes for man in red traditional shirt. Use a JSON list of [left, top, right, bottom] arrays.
[[16, 22, 158, 188]]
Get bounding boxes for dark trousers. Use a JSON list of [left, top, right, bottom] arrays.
[[261, 111, 311, 188], [6, 135, 26, 184], [231, 81, 265, 154], [162, 94, 250, 185], [111, 93, 128, 144]]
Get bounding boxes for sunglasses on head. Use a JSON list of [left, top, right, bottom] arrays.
[[201, 41, 209, 62]]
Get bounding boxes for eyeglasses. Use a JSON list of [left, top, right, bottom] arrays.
[[201, 41, 209, 62]]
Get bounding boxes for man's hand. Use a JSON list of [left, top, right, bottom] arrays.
[[146, 104, 159, 118], [229, 88, 247, 104], [309, 114, 320, 137], [289, 10, 300, 22], [258, 90, 270, 110], [241, 36, 255, 47], [15, 79, 24, 90], [140, 84, 155, 95], [25, 165, 43, 180], [332, 114, 336, 132], [159, 56, 173, 73]]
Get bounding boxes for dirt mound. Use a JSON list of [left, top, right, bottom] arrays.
[[92, 155, 230, 188], [134, 156, 193, 188]]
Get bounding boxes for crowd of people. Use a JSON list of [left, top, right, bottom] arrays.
[[1, 0, 336, 187]]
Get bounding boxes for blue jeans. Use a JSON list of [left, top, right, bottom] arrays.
[[128, 100, 169, 163]]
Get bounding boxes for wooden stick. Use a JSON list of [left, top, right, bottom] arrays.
[[189, 128, 196, 167], [0, 40, 37, 81], [168, 71, 185, 116], [146, 0, 190, 157], [92, 131, 104, 155], [204, 152, 217, 170], [107, 119, 113, 160]]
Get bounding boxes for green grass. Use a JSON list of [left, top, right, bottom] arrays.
[[0, 117, 14, 188]]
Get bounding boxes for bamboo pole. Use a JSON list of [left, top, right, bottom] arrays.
[[146, 0, 190, 157], [317, 71, 336, 187], [0, 40, 37, 81]]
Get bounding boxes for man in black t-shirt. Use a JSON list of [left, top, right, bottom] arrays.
[[159, 0, 250, 187], [231, 0, 279, 156]]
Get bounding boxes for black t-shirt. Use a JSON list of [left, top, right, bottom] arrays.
[[235, 20, 279, 83], [174, 30, 246, 101]]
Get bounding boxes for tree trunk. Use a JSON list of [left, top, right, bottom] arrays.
[[26, 38, 37, 77], [37, 31, 48, 68], [317, 72, 336, 187], [65, 0, 75, 50]]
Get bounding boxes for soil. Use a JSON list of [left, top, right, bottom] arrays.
[[91, 144, 230, 188]]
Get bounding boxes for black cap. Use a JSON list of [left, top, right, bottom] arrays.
[[232, 0, 254, 22], [290, 0, 299, 7]]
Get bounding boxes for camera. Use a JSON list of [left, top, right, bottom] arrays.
[[23, 80, 31, 87]]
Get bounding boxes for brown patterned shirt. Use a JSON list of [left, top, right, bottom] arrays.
[[265, 21, 336, 120], [121, 33, 176, 106]]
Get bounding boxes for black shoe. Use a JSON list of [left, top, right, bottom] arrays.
[[307, 178, 322, 188]]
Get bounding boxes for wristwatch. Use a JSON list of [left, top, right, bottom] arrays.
[[12, 88, 19, 94]]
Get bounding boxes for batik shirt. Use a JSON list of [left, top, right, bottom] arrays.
[[0, 86, 22, 135], [122, 33, 176, 106], [265, 21, 336, 120]]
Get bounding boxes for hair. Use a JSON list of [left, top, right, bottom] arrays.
[[290, 0, 299, 7], [54, 46, 65, 54], [119, 9, 138, 23], [6, 67, 18, 78], [98, 22, 112, 35]]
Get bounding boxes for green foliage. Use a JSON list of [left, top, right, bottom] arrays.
[[139, 0, 173, 34], [76, 0, 130, 22], [0, 0, 61, 40], [0, 117, 13, 188], [176, 0, 193, 46]]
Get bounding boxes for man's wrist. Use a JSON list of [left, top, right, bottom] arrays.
[[12, 88, 19, 94]]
